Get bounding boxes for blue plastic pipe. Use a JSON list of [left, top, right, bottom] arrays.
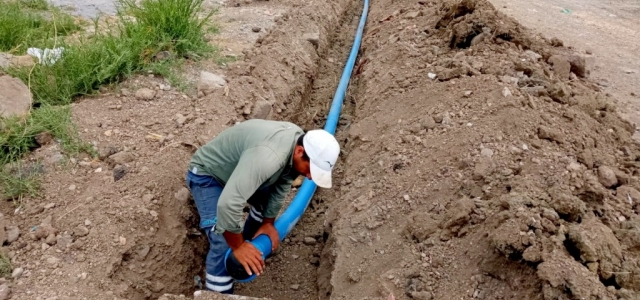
[[224, 0, 370, 283]]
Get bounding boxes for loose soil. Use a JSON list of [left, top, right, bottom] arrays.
[[3, 0, 640, 300]]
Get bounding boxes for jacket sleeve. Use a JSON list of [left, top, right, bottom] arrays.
[[213, 146, 283, 234], [263, 175, 295, 219]]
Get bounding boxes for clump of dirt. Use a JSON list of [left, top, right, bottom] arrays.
[[317, 0, 640, 299]]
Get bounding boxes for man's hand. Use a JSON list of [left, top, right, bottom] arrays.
[[223, 231, 264, 276], [252, 221, 280, 252]]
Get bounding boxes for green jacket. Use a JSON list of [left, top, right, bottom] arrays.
[[188, 119, 303, 234]]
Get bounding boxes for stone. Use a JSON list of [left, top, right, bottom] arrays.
[[11, 267, 23, 279], [56, 233, 73, 248], [248, 100, 272, 119], [197, 71, 227, 96], [598, 166, 619, 188], [46, 256, 60, 264], [411, 291, 433, 300], [548, 82, 570, 104], [75, 225, 90, 237], [480, 148, 494, 158], [35, 131, 54, 146], [303, 237, 317, 245], [525, 50, 542, 61], [45, 233, 57, 245], [135, 88, 156, 101], [108, 152, 134, 165], [438, 68, 463, 81], [422, 116, 437, 130], [251, 27, 261, 32], [537, 126, 564, 143], [463, 91, 473, 97], [6, 226, 19, 244], [0, 283, 9, 300], [175, 114, 187, 126], [547, 55, 572, 79], [154, 51, 173, 61], [569, 55, 592, 78], [175, 187, 190, 202], [501, 87, 512, 97], [0, 75, 31, 118], [290, 284, 300, 291], [404, 11, 422, 19]]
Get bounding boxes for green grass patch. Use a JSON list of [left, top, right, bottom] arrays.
[[0, 0, 80, 53], [1, 0, 219, 198], [0, 163, 41, 201]]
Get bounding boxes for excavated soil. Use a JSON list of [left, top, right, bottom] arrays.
[[3, 0, 640, 299]]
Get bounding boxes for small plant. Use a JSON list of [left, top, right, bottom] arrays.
[[0, 252, 12, 278], [0, 164, 41, 201], [0, 0, 80, 53], [118, 0, 215, 56]]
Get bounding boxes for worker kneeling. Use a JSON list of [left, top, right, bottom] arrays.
[[185, 119, 340, 294]]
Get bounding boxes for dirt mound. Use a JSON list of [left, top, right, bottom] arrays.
[[318, 0, 640, 299]]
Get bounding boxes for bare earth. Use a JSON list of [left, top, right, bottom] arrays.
[[3, 0, 640, 300]]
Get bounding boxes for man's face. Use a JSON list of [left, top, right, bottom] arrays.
[[293, 145, 311, 180]]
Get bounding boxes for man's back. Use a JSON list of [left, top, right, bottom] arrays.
[[189, 119, 304, 188]]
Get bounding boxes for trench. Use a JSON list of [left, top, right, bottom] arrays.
[[108, 1, 367, 299], [233, 3, 363, 299]]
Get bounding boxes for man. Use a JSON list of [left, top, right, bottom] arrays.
[[185, 119, 340, 294]]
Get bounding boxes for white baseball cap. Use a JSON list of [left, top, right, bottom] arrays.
[[302, 129, 340, 188]]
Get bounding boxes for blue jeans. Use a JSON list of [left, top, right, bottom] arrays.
[[186, 170, 266, 294]]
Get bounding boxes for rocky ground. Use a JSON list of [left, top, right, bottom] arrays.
[[2, 0, 640, 299]]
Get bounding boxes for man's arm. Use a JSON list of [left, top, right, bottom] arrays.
[[214, 146, 284, 276]]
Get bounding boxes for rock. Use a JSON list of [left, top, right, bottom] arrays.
[[46, 256, 60, 264], [463, 90, 473, 97], [138, 245, 151, 260], [248, 100, 272, 119], [501, 87, 512, 97], [175, 187, 190, 202], [0, 53, 35, 69], [578, 149, 595, 169], [195, 118, 205, 125], [251, 27, 261, 32], [290, 284, 300, 291], [480, 148, 494, 158], [175, 114, 187, 126], [56, 233, 73, 248], [422, 116, 437, 130], [569, 55, 592, 78], [410, 291, 433, 300], [303, 32, 320, 48], [6, 226, 19, 244], [197, 71, 227, 96], [404, 11, 422, 19], [75, 225, 90, 237], [0, 283, 9, 300], [617, 186, 640, 204], [547, 55, 572, 79], [522, 86, 547, 97], [550, 37, 564, 47], [0, 75, 31, 118], [537, 126, 564, 143], [135, 88, 156, 100], [108, 152, 134, 165], [598, 166, 619, 188], [11, 267, 23, 279], [548, 188, 586, 222], [303, 237, 317, 245], [45, 233, 57, 245], [470, 33, 487, 47], [34, 131, 54, 146], [438, 68, 463, 81], [98, 146, 119, 160], [525, 50, 542, 61], [473, 158, 494, 180], [113, 165, 127, 181], [548, 82, 570, 104]]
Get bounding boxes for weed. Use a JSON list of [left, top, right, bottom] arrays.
[[0, 163, 41, 201], [0, 252, 11, 278], [0, 1, 80, 53], [19, 0, 49, 10]]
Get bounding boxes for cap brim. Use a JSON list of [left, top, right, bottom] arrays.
[[310, 161, 332, 188]]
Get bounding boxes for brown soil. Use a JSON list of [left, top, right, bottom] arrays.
[[3, 0, 640, 299]]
